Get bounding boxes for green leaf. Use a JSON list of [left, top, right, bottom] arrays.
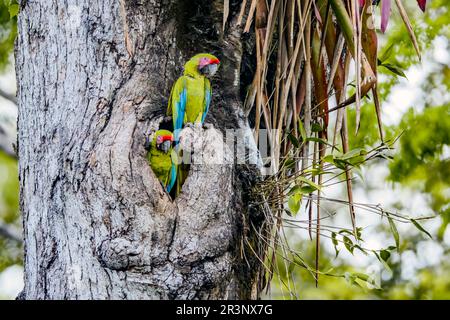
[[352, 166, 364, 182], [334, 159, 347, 170], [288, 262, 295, 274], [331, 232, 339, 258], [374, 251, 392, 273], [287, 133, 300, 148], [288, 185, 317, 195], [299, 120, 307, 141], [379, 42, 395, 62], [353, 272, 381, 290], [386, 213, 400, 250], [354, 245, 368, 255], [344, 272, 357, 286], [284, 158, 296, 169], [353, 272, 369, 282], [343, 236, 354, 254], [339, 148, 365, 160], [410, 219, 433, 239], [287, 185, 301, 195], [338, 229, 353, 236], [380, 249, 391, 262], [9, 4, 19, 18], [297, 176, 321, 191], [288, 193, 302, 215], [380, 63, 407, 78], [303, 168, 333, 176], [356, 227, 363, 241], [322, 154, 334, 164], [311, 122, 323, 132], [300, 186, 317, 194], [305, 137, 335, 149]]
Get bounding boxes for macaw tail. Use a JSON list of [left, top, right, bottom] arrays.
[[165, 162, 177, 194]]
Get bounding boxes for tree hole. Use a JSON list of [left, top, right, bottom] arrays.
[[146, 115, 191, 200]]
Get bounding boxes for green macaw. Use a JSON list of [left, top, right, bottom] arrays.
[[166, 53, 220, 193], [167, 53, 220, 142], [147, 130, 177, 194]]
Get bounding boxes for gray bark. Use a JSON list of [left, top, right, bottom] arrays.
[[16, 0, 265, 299]]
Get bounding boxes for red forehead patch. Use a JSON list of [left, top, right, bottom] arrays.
[[161, 134, 173, 142], [209, 58, 220, 65]]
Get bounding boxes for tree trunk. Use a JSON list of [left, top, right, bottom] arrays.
[[16, 0, 264, 299]]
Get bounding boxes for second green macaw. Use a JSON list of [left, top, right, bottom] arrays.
[[147, 130, 177, 194], [166, 53, 220, 193]]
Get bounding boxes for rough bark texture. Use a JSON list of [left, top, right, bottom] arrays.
[[16, 0, 264, 299]]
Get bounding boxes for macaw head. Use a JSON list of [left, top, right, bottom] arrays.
[[154, 130, 174, 153], [184, 53, 220, 78]]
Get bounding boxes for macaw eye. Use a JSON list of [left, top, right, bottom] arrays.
[[156, 136, 163, 144]]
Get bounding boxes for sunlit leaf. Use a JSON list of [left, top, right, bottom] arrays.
[[380, 63, 407, 78], [354, 245, 368, 255], [332, 232, 339, 257], [410, 219, 433, 239], [387, 213, 400, 250], [297, 176, 322, 191], [374, 251, 392, 273], [288, 192, 302, 215], [299, 120, 307, 141], [343, 236, 354, 254], [379, 43, 395, 63], [380, 249, 391, 261], [9, 4, 19, 18]]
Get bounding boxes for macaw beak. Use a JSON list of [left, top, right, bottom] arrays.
[[200, 58, 220, 77], [160, 140, 172, 153], [156, 134, 173, 153]]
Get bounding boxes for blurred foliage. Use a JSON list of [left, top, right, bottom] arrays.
[[271, 1, 450, 299], [376, 0, 450, 99], [272, 241, 450, 300], [0, 151, 18, 221], [0, 150, 21, 272], [389, 105, 449, 213], [347, 0, 449, 236], [0, 0, 17, 70]]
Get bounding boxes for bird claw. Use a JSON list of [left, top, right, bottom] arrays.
[[185, 122, 195, 129]]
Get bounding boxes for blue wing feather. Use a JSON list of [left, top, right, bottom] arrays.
[[166, 162, 177, 193], [201, 84, 211, 124], [173, 79, 187, 143]]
